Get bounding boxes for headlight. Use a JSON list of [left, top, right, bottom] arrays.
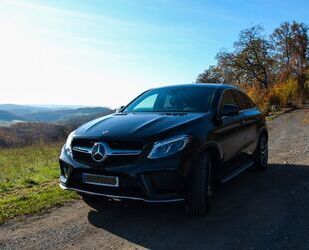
[[148, 135, 190, 159], [64, 131, 75, 155]]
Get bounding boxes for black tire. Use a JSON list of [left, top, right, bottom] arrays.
[[185, 151, 211, 216], [253, 135, 268, 171]]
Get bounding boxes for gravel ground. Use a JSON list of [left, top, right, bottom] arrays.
[[0, 107, 308, 250]]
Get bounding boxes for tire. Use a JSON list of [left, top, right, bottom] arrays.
[[253, 135, 268, 171], [185, 151, 211, 216]]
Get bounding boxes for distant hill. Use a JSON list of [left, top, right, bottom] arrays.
[[22, 107, 112, 122], [0, 104, 114, 125], [0, 104, 114, 148], [0, 104, 50, 115], [0, 110, 25, 121]]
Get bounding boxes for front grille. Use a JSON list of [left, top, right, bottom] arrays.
[[72, 138, 97, 148], [71, 138, 143, 166], [72, 138, 143, 150], [107, 140, 143, 150]]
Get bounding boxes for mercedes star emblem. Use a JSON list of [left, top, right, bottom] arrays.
[[91, 142, 107, 162]]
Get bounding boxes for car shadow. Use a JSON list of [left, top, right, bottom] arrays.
[[86, 164, 309, 249]]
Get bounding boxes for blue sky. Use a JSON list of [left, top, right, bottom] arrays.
[[0, 0, 308, 108]]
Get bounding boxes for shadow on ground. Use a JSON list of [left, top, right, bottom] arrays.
[[86, 164, 309, 249]]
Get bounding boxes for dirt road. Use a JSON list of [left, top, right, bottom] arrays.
[[1, 107, 308, 250]]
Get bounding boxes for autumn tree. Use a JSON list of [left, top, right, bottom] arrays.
[[197, 21, 309, 109], [198, 26, 274, 89], [197, 51, 243, 84], [270, 21, 309, 88], [196, 65, 225, 83], [228, 25, 273, 88]]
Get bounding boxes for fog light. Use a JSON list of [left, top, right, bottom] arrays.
[[63, 165, 69, 178], [60, 162, 72, 183]]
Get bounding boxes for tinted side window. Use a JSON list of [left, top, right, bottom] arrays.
[[220, 90, 235, 109], [232, 90, 245, 110], [233, 90, 255, 110], [243, 94, 255, 108]]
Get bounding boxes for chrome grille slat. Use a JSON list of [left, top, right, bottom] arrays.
[[72, 146, 142, 156], [73, 146, 92, 154], [108, 149, 142, 156]]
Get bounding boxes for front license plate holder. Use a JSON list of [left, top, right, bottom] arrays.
[[82, 173, 119, 187]]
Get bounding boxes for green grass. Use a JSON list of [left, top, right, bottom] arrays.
[[0, 144, 78, 224]]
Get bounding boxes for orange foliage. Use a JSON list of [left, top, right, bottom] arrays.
[[244, 78, 300, 114], [244, 85, 270, 114]]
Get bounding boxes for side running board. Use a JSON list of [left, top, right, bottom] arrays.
[[221, 161, 254, 183]]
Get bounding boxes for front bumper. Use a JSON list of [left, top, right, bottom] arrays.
[[59, 147, 189, 202], [59, 183, 184, 202]]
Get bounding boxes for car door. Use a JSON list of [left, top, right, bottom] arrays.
[[213, 90, 246, 172], [232, 90, 259, 158]]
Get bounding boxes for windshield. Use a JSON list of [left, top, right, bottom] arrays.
[[123, 86, 216, 113]]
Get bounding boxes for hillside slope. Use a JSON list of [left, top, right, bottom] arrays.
[[0, 104, 49, 115], [0, 110, 24, 121], [22, 107, 111, 122]]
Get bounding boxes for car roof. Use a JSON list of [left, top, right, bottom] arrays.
[[153, 83, 237, 90]]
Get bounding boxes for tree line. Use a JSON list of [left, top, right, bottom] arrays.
[[197, 21, 309, 113]]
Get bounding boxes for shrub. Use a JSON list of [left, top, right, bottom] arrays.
[[269, 78, 299, 107], [244, 78, 300, 114], [245, 85, 271, 114]]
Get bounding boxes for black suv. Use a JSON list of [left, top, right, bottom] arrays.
[[59, 84, 268, 215]]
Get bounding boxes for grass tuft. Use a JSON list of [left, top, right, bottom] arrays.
[[0, 143, 78, 224]]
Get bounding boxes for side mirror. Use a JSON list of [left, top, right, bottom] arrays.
[[116, 106, 125, 113], [221, 104, 239, 117]]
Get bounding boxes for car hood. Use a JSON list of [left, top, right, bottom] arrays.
[[74, 112, 209, 140]]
